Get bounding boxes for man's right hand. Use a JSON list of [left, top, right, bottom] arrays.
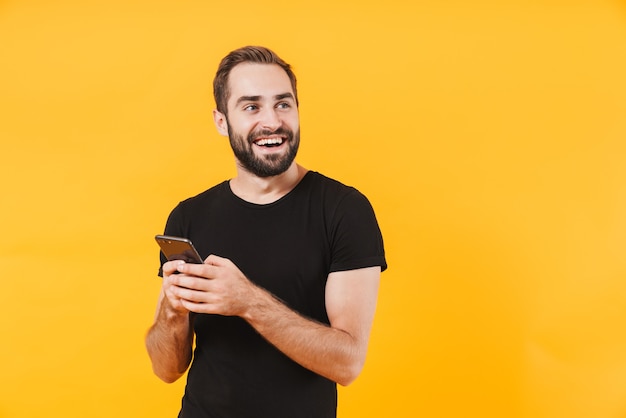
[[161, 260, 194, 316]]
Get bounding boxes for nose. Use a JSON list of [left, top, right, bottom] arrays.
[[260, 108, 281, 131]]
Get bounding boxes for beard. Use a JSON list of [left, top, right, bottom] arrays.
[[228, 124, 300, 178]]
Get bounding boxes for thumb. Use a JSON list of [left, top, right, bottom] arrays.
[[204, 254, 227, 266]]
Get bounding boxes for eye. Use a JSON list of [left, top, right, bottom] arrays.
[[276, 102, 291, 109], [243, 104, 258, 111]]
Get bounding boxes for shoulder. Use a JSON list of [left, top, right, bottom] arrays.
[[176, 181, 230, 208], [306, 171, 372, 208], [305, 171, 361, 199], [167, 180, 230, 221], [307, 173, 386, 273], [163, 181, 231, 236], [300, 172, 378, 229]]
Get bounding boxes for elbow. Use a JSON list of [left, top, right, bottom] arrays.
[[159, 374, 183, 384], [145, 334, 191, 384], [336, 369, 361, 387], [153, 365, 185, 384], [331, 339, 370, 386], [146, 345, 187, 384], [336, 376, 357, 387], [335, 357, 366, 387]]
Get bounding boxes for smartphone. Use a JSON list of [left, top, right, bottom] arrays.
[[155, 235, 203, 264]]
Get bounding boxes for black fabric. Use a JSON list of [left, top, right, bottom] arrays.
[[159, 171, 387, 418]]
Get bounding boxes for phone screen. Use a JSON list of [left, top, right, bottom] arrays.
[[155, 235, 203, 264]]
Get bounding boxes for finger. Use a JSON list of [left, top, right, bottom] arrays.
[[172, 286, 207, 303], [171, 274, 212, 292], [162, 286, 189, 313], [163, 260, 185, 276], [180, 299, 214, 314], [178, 261, 218, 278], [204, 254, 228, 266]]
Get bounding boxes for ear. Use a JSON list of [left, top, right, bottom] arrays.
[[212, 109, 229, 137]]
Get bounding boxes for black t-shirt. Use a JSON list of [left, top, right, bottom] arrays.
[[160, 171, 387, 418]]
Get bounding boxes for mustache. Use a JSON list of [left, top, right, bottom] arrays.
[[248, 127, 293, 141]]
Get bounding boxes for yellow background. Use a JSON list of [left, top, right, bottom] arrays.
[[1, 0, 625, 417]]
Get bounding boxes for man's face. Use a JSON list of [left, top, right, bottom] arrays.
[[221, 63, 300, 178]]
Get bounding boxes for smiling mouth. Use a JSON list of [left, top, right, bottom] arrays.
[[254, 137, 285, 147]]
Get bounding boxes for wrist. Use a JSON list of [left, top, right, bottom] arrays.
[[241, 284, 273, 323], [160, 299, 190, 323]]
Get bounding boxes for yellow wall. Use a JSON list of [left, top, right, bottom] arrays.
[[1, 0, 625, 417]]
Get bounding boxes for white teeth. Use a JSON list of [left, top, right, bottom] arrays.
[[255, 138, 283, 146]]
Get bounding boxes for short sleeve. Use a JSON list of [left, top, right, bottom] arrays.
[[328, 189, 387, 273]]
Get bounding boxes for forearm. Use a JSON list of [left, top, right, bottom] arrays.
[[170, 260, 379, 385], [145, 305, 194, 383], [243, 288, 365, 386]]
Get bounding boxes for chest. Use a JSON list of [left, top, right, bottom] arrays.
[[188, 198, 332, 318]]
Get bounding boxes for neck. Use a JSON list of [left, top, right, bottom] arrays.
[[229, 163, 308, 204]]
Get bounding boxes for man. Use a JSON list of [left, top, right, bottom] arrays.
[[145, 46, 387, 418]]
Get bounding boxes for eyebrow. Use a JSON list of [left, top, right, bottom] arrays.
[[275, 93, 295, 101], [235, 92, 295, 105]]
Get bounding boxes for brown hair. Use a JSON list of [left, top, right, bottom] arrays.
[[213, 46, 298, 115]]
